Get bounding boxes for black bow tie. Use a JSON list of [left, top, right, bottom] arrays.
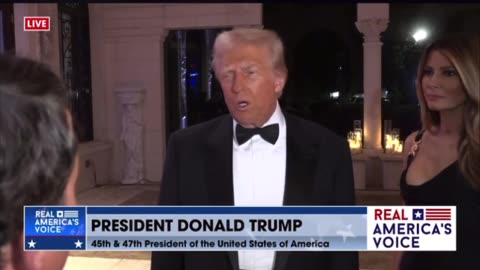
[[235, 124, 279, 145]]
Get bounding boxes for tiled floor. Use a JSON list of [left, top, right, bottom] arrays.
[[65, 184, 403, 270]]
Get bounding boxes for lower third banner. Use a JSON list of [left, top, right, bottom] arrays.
[[24, 206, 456, 251]]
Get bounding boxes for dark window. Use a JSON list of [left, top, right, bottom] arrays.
[[264, 3, 363, 137], [58, 3, 93, 142], [0, 4, 15, 54], [164, 29, 229, 140]]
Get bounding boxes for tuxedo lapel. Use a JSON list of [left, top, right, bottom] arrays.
[[204, 115, 239, 270], [283, 113, 321, 204], [205, 115, 235, 206], [274, 113, 322, 270]]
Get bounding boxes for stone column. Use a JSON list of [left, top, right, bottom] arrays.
[[355, 4, 389, 153], [115, 85, 146, 184], [14, 4, 40, 60], [13, 3, 61, 76]]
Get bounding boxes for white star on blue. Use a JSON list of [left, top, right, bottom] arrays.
[[74, 240, 83, 248], [412, 209, 424, 220], [27, 239, 36, 248]]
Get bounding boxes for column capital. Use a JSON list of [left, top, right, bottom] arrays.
[[115, 84, 146, 105], [355, 19, 389, 42]]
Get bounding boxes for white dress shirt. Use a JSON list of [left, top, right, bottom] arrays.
[[233, 102, 287, 270]]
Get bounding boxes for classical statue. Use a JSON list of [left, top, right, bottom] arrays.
[[120, 102, 144, 184]]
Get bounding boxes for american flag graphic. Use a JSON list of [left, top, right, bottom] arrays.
[[63, 210, 79, 218], [425, 208, 451, 221]]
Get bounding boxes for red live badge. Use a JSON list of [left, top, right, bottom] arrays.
[[24, 17, 50, 31]]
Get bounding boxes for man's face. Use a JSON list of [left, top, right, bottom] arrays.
[[215, 44, 285, 128]]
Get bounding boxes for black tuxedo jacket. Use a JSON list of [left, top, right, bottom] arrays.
[[151, 112, 358, 270]]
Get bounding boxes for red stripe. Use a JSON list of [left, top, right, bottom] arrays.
[[426, 218, 450, 220], [426, 208, 450, 211]]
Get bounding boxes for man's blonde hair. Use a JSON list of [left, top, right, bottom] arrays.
[[212, 28, 287, 76]]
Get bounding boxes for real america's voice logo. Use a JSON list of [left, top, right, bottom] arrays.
[[367, 206, 456, 251], [24, 207, 86, 250]]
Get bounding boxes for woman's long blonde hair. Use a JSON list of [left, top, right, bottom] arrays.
[[416, 33, 480, 189]]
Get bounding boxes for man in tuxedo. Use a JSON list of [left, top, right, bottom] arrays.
[[151, 28, 358, 270]]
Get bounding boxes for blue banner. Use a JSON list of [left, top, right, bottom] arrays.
[[24, 206, 86, 250]]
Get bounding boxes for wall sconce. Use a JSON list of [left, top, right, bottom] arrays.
[[384, 128, 403, 154], [348, 128, 363, 153]]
